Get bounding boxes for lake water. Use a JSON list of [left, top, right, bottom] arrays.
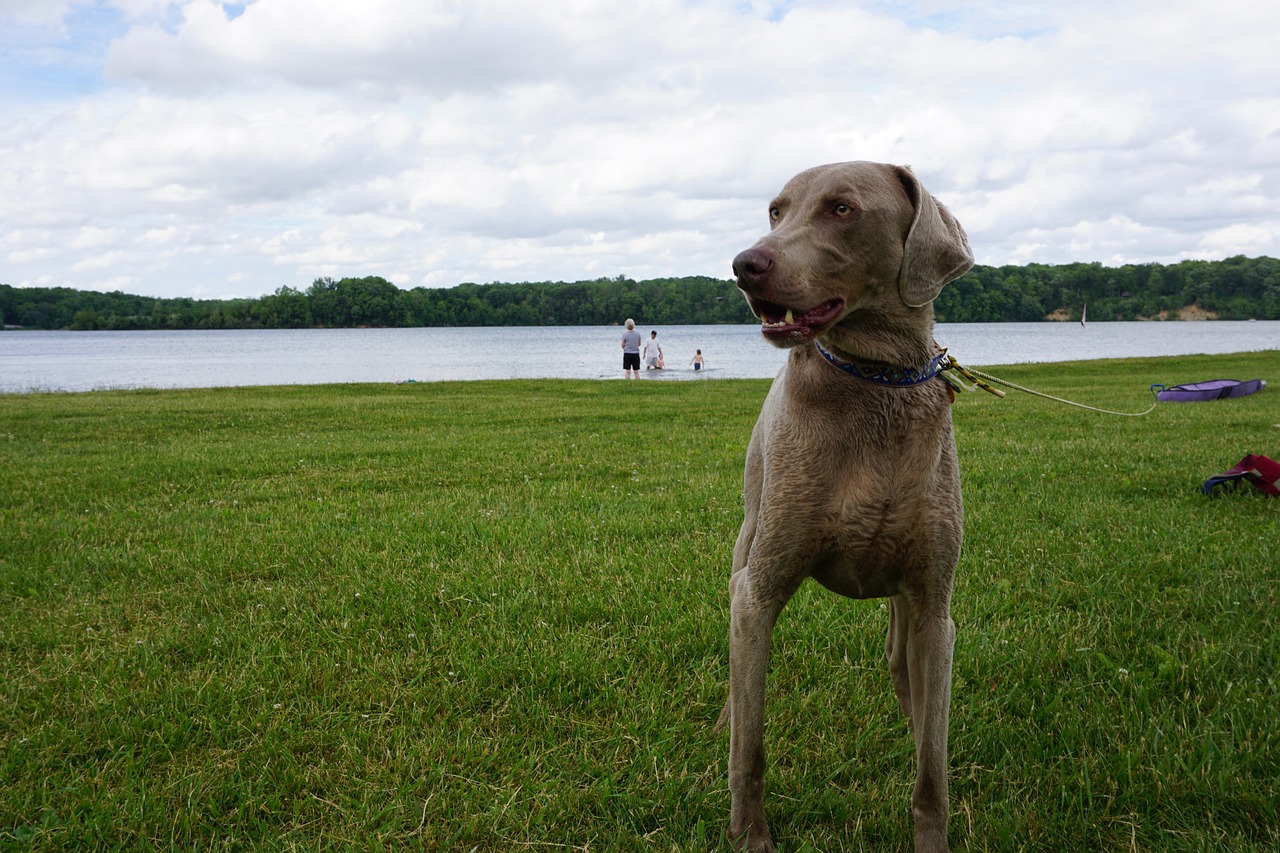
[[1, 321, 1277, 393]]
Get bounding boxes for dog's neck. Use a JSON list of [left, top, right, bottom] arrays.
[[818, 306, 938, 371], [814, 340, 948, 387]]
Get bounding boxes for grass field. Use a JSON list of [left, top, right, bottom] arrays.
[[2, 350, 1278, 851]]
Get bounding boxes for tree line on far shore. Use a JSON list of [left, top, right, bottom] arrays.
[[3, 255, 1278, 332]]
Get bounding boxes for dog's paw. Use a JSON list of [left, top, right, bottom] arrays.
[[728, 817, 775, 853]]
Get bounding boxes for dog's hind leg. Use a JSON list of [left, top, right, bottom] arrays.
[[886, 594, 914, 719]]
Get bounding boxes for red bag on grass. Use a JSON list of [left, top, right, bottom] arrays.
[[1202, 454, 1280, 496]]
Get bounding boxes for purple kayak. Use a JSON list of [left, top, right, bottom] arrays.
[[1155, 378, 1266, 402]]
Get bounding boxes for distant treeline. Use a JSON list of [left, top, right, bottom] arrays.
[[3, 256, 1279, 331]]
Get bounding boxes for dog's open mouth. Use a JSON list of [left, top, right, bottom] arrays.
[[749, 297, 845, 341]]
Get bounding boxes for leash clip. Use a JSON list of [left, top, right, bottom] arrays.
[[937, 350, 1006, 399]]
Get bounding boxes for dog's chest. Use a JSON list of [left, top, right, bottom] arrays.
[[794, 408, 957, 598], [804, 474, 936, 598], [751, 366, 961, 599]]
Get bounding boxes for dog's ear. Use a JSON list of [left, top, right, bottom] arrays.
[[894, 166, 974, 308]]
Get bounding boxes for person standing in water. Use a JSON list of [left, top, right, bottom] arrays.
[[620, 319, 642, 379], [643, 330, 663, 370], [691, 349, 705, 371]]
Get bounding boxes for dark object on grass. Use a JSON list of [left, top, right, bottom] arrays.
[[1154, 378, 1265, 402], [1202, 454, 1280, 496]]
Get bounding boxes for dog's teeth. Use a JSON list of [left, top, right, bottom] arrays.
[[785, 309, 794, 324]]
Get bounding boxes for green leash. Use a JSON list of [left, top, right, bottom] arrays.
[[938, 350, 1160, 417]]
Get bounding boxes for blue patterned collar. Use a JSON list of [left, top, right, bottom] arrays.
[[814, 341, 948, 387]]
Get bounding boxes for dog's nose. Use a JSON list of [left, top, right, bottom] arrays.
[[732, 247, 772, 283]]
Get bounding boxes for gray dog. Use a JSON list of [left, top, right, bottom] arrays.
[[720, 161, 974, 852]]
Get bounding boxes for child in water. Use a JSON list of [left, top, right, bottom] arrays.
[[691, 350, 705, 371]]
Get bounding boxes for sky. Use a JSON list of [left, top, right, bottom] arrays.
[[2, 0, 1278, 301]]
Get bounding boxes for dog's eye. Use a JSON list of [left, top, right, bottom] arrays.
[[769, 206, 781, 222], [834, 203, 854, 217]]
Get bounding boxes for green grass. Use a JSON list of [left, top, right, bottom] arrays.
[[2, 352, 1278, 851]]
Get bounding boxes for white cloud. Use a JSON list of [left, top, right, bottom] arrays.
[[0, 0, 79, 25], [1197, 221, 1280, 260], [1, 0, 1278, 299]]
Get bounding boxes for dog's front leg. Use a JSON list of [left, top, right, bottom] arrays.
[[905, 605, 956, 853], [727, 565, 791, 853]]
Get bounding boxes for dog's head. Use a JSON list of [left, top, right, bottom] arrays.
[[732, 161, 973, 348]]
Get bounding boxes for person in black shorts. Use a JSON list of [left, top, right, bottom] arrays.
[[620, 319, 642, 379]]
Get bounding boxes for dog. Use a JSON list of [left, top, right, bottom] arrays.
[[720, 161, 973, 852]]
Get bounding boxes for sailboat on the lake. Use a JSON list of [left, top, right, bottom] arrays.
[[1080, 302, 1087, 327]]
